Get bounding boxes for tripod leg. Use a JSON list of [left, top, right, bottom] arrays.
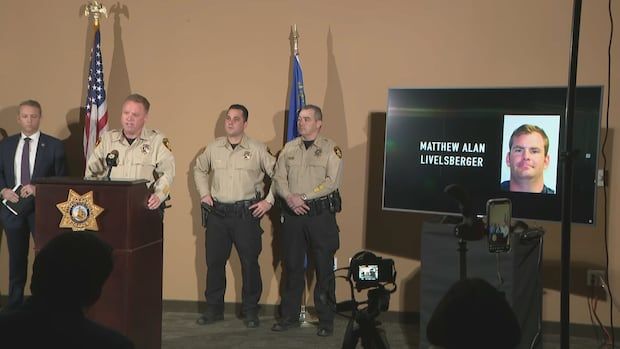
[[341, 318, 359, 349], [375, 327, 390, 349], [366, 327, 389, 349], [356, 318, 389, 349]]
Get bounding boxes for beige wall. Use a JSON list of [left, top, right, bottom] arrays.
[[1, 0, 619, 326]]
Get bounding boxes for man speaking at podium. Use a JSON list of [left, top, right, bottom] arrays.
[[0, 100, 67, 311], [85, 94, 175, 211]]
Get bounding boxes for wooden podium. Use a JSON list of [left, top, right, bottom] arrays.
[[34, 177, 163, 349]]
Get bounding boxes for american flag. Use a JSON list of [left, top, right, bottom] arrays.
[[83, 28, 108, 162]]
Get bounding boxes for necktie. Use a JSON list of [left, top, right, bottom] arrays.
[[21, 137, 31, 185]]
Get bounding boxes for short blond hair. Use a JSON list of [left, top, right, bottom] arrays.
[[509, 124, 549, 155]]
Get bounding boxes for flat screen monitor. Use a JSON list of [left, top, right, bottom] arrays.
[[382, 87, 602, 224]]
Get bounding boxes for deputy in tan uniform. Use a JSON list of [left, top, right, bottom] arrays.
[[193, 104, 275, 328], [271, 104, 342, 337], [85, 94, 175, 210]]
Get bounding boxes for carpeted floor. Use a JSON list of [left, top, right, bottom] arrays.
[[163, 312, 417, 348], [161, 311, 608, 349]]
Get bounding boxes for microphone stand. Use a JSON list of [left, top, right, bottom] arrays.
[[105, 166, 113, 181], [105, 154, 118, 181], [560, 0, 582, 347], [458, 239, 468, 281]]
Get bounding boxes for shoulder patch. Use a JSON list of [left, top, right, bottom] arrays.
[[163, 138, 172, 151], [334, 146, 342, 159]]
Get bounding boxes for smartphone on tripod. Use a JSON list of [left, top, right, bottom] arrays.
[[486, 198, 512, 253]]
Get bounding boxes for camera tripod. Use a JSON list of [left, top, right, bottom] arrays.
[[341, 309, 390, 349], [341, 286, 391, 349]]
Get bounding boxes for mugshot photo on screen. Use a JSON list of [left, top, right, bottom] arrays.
[[500, 115, 560, 194]]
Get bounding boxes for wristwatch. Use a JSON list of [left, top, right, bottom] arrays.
[[301, 193, 308, 201]]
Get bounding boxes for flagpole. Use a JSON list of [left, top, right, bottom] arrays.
[[286, 25, 306, 142], [289, 23, 316, 328], [292, 24, 299, 56]]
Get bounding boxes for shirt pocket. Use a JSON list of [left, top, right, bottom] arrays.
[[234, 153, 261, 182], [308, 153, 328, 170], [131, 153, 156, 179], [286, 155, 302, 169], [213, 158, 228, 169], [234, 151, 258, 170]]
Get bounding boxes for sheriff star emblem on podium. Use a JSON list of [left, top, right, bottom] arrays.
[[56, 189, 104, 231]]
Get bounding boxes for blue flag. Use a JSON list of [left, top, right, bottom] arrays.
[[287, 54, 307, 270], [286, 54, 306, 141]]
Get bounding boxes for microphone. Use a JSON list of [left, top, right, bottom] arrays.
[[105, 150, 119, 180], [444, 184, 485, 241], [444, 184, 473, 220], [106, 150, 119, 167]]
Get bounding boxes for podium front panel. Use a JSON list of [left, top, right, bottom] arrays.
[[34, 178, 164, 349]]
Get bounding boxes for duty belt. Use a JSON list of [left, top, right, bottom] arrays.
[[304, 196, 331, 216], [283, 190, 342, 216], [212, 199, 259, 219]]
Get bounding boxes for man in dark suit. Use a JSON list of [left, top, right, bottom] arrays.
[[0, 232, 134, 349], [0, 99, 67, 311]]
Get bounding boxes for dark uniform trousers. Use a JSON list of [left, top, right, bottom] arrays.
[[279, 210, 340, 327], [204, 209, 263, 316], [2, 211, 36, 310]]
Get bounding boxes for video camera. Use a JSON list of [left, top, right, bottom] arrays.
[[336, 251, 397, 349], [349, 251, 396, 291]]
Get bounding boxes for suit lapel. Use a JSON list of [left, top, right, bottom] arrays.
[[32, 133, 47, 179], [4, 135, 19, 187]]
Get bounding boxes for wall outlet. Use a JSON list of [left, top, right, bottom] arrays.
[[597, 169, 605, 187], [587, 269, 605, 287]]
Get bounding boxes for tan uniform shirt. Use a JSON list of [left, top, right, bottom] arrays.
[[193, 135, 276, 204], [85, 127, 176, 202], [273, 135, 343, 200]]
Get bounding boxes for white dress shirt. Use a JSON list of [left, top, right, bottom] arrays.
[[14, 131, 40, 186]]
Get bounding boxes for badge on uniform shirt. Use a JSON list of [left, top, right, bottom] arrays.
[[141, 143, 151, 154], [163, 138, 172, 151], [315, 148, 322, 157], [334, 146, 342, 159], [243, 151, 252, 160]]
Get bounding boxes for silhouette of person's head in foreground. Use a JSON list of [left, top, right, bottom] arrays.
[[30, 231, 113, 308], [427, 278, 521, 349], [0, 232, 134, 349]]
